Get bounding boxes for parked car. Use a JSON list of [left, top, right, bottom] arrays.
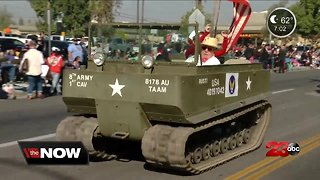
[[0, 37, 27, 52], [108, 37, 132, 52], [51, 35, 65, 41]]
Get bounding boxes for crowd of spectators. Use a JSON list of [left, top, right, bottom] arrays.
[[225, 43, 320, 72], [0, 33, 89, 99]]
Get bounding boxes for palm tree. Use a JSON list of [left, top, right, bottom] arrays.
[[195, 0, 203, 9], [89, 0, 122, 24]]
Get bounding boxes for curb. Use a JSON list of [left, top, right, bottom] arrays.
[[1, 83, 51, 100], [15, 91, 28, 99]]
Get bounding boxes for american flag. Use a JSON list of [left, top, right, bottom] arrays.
[[225, 0, 252, 52]]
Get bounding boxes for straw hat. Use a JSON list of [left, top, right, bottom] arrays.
[[201, 37, 218, 48]]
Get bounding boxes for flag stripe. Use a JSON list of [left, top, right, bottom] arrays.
[[227, 7, 251, 51], [228, 3, 250, 49], [225, 0, 252, 52]]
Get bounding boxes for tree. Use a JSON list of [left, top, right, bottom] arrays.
[[29, 0, 122, 37], [0, 7, 15, 30], [290, 0, 320, 38], [89, 0, 122, 24], [89, 0, 122, 38]]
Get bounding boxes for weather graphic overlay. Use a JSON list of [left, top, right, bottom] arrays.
[[267, 7, 296, 38]]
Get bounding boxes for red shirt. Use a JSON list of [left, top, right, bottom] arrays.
[[47, 53, 64, 74]]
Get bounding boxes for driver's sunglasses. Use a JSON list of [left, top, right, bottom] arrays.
[[201, 45, 215, 51]]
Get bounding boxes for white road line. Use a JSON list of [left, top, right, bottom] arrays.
[[272, 88, 295, 95], [0, 133, 56, 148]]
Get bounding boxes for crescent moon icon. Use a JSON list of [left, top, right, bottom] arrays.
[[270, 15, 277, 24]]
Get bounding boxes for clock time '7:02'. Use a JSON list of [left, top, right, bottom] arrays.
[[273, 25, 287, 32]]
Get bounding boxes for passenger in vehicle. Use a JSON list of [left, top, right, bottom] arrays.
[[185, 24, 211, 59], [185, 24, 228, 59], [186, 36, 221, 66]]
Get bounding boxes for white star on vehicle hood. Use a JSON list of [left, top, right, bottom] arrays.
[[246, 76, 252, 90], [109, 78, 125, 97]]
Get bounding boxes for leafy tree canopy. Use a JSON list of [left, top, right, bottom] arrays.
[[29, 0, 121, 37], [0, 7, 15, 30], [290, 0, 320, 37]]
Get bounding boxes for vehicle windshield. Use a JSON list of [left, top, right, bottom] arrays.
[[89, 23, 189, 63]]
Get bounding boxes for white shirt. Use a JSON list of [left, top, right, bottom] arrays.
[[20, 48, 44, 76], [185, 55, 221, 66]]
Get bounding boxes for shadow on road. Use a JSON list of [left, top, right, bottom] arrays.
[[308, 79, 320, 94], [143, 163, 192, 176], [90, 138, 144, 162], [315, 83, 320, 94], [89, 138, 193, 176], [0, 158, 78, 180]]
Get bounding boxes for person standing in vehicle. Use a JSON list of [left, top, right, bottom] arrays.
[[47, 47, 64, 95], [19, 40, 45, 99]]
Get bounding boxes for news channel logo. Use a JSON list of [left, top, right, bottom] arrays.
[[18, 141, 89, 165], [266, 141, 300, 157]]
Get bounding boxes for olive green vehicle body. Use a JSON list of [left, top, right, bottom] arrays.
[[62, 22, 270, 142], [57, 21, 271, 175], [62, 59, 270, 141]]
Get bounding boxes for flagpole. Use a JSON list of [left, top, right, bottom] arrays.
[[213, 0, 221, 37]]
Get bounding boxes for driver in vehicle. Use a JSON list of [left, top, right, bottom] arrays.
[[186, 36, 221, 66]]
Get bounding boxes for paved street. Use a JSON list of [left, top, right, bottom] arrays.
[[0, 69, 320, 180]]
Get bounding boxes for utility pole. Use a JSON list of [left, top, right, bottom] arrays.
[[47, 0, 52, 55], [213, 0, 221, 37], [137, 0, 140, 23], [141, 0, 144, 23], [195, 0, 201, 9]]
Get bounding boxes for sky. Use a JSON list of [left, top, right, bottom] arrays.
[[0, 0, 298, 25]]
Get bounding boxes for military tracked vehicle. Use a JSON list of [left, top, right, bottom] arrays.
[[56, 22, 271, 174]]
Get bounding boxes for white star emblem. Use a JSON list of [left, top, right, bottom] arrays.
[[246, 76, 252, 90], [109, 78, 125, 97]]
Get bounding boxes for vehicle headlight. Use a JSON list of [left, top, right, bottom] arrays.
[[93, 53, 105, 66], [142, 55, 154, 69]]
